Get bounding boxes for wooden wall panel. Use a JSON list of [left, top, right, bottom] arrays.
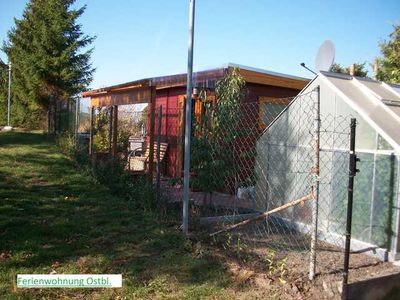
[[90, 87, 151, 107]]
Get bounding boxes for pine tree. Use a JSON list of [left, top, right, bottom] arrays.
[[377, 25, 400, 83], [0, 60, 8, 125], [2, 0, 95, 129]]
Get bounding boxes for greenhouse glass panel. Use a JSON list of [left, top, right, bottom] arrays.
[[352, 152, 374, 242], [377, 134, 394, 150], [371, 154, 398, 247]]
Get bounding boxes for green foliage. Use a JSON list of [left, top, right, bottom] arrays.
[[330, 62, 368, 77], [93, 109, 110, 152], [55, 131, 89, 165], [93, 108, 143, 153], [56, 132, 77, 157], [0, 60, 8, 125], [0, 131, 235, 299], [2, 0, 95, 128], [262, 250, 288, 284], [377, 24, 400, 83], [213, 67, 247, 137], [55, 124, 155, 211], [92, 159, 155, 211], [330, 63, 346, 74], [191, 68, 247, 197]]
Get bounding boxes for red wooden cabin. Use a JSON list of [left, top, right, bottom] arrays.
[[82, 63, 309, 179]]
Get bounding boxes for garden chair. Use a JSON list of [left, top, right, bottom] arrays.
[[127, 142, 168, 173]]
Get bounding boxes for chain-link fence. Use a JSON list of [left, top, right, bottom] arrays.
[[88, 103, 183, 179], [49, 96, 91, 134], [78, 87, 362, 284], [153, 87, 357, 282]]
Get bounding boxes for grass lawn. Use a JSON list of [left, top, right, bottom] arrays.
[[0, 131, 280, 299]]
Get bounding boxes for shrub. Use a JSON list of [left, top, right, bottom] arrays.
[[56, 132, 77, 157], [56, 132, 89, 165], [92, 158, 156, 211], [93, 108, 143, 153]]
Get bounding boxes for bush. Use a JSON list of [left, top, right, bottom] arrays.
[[56, 132, 89, 165], [56, 132, 156, 212], [56, 132, 77, 157], [92, 158, 156, 211], [93, 108, 143, 153]]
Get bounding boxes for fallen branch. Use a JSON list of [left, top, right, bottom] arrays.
[[210, 193, 314, 237]]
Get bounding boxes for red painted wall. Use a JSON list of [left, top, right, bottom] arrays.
[[153, 87, 185, 178], [151, 83, 302, 179]]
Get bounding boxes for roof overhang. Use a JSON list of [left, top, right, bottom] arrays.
[[89, 86, 153, 107], [82, 64, 310, 102]]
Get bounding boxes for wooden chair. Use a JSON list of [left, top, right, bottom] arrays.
[[127, 142, 168, 173]]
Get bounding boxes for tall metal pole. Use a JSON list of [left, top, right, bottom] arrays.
[[342, 118, 359, 300], [7, 62, 11, 127], [309, 85, 320, 280], [182, 0, 196, 236]]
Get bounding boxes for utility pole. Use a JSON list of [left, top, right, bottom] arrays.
[[182, 0, 196, 236]]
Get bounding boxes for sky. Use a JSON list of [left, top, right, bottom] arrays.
[[0, 0, 399, 89]]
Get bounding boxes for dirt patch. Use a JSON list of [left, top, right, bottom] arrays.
[[225, 245, 400, 299], [0, 251, 12, 261], [207, 221, 400, 299]]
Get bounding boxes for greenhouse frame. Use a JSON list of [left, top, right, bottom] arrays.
[[255, 71, 400, 261]]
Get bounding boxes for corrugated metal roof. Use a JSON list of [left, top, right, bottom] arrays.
[[319, 71, 400, 152]]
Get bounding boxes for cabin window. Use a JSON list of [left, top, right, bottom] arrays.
[[259, 97, 291, 129]]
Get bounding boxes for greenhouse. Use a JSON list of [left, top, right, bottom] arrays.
[[255, 71, 400, 261]]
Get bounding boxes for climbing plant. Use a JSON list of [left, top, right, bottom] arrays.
[[191, 68, 247, 206]]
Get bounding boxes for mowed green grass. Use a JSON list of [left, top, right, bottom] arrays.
[[0, 131, 240, 299]]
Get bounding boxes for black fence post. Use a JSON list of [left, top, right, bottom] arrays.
[[342, 118, 359, 300]]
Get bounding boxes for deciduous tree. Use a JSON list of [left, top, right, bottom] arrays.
[[377, 25, 400, 83], [330, 62, 368, 77]]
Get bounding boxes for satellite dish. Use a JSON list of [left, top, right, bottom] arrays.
[[315, 40, 335, 72]]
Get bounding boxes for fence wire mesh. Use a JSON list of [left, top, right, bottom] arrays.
[[171, 88, 354, 279], [81, 89, 360, 282]]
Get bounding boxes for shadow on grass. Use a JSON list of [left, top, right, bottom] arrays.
[[0, 131, 53, 147], [0, 132, 232, 298]]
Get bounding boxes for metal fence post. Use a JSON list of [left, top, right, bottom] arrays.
[[342, 118, 359, 300], [108, 106, 113, 157], [309, 85, 320, 280], [156, 105, 162, 203], [182, 0, 196, 236], [89, 106, 94, 159], [148, 88, 156, 183], [75, 97, 80, 139], [66, 98, 70, 133], [112, 105, 118, 157]]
